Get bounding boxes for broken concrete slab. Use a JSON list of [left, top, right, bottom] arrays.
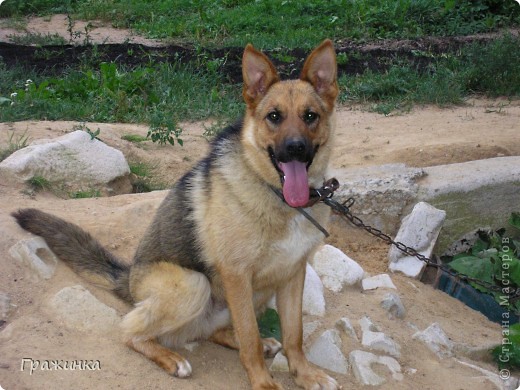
[[380, 292, 406, 319], [331, 157, 520, 255], [303, 263, 326, 317], [336, 317, 359, 342], [349, 350, 403, 386], [362, 273, 397, 291], [332, 163, 425, 232], [0, 130, 131, 195], [388, 202, 446, 278], [361, 328, 401, 358], [9, 237, 58, 280], [269, 352, 289, 372], [413, 322, 454, 359], [50, 285, 120, 334], [306, 329, 348, 374], [312, 245, 364, 292]]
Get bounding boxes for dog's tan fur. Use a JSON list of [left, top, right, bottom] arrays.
[[13, 40, 339, 390]]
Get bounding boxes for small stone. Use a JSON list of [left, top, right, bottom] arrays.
[[270, 352, 289, 372], [312, 245, 364, 292], [362, 274, 397, 291], [380, 292, 406, 319], [302, 264, 326, 317], [349, 350, 403, 386], [359, 316, 380, 333], [51, 285, 120, 334], [361, 329, 401, 358], [9, 237, 58, 280], [306, 329, 348, 374], [336, 317, 359, 342], [413, 323, 454, 359], [303, 321, 320, 341]]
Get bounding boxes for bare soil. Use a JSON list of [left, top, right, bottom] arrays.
[[1, 15, 520, 390]]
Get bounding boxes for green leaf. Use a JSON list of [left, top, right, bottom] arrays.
[[471, 238, 489, 255], [510, 212, 520, 231], [257, 308, 281, 341], [448, 255, 494, 293]]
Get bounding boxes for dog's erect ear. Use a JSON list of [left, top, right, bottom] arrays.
[[242, 44, 280, 108], [300, 39, 338, 107]]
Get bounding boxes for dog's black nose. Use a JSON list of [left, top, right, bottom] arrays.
[[285, 138, 307, 160]]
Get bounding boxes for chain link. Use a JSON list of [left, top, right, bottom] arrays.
[[322, 196, 520, 301]]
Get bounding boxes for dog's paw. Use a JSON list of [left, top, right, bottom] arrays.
[[157, 354, 192, 378], [294, 367, 339, 390], [262, 337, 282, 358], [252, 378, 285, 390]]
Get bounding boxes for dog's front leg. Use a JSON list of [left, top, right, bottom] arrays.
[[220, 269, 283, 390], [277, 263, 339, 390]]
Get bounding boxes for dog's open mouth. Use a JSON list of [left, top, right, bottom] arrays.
[[268, 147, 312, 208]]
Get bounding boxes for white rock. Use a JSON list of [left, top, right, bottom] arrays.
[[303, 321, 321, 341], [9, 237, 58, 280], [349, 350, 403, 386], [302, 264, 326, 317], [413, 323, 454, 359], [359, 316, 380, 333], [380, 292, 406, 319], [0, 130, 131, 194], [362, 273, 397, 291], [270, 352, 289, 372], [306, 329, 348, 374], [50, 285, 120, 334], [361, 329, 401, 358], [312, 245, 364, 292], [336, 317, 359, 342], [388, 202, 446, 278]]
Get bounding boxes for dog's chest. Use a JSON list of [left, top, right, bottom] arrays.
[[254, 213, 324, 286]]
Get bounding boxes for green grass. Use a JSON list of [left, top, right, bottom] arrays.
[[1, 35, 519, 122], [8, 32, 67, 46], [2, 1, 518, 48], [71, 189, 101, 198], [0, 130, 30, 162], [122, 134, 148, 143], [27, 175, 51, 191]]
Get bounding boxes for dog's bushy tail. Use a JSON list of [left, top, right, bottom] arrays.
[[12, 208, 132, 303]]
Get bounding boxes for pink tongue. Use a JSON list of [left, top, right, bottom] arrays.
[[280, 161, 309, 208]]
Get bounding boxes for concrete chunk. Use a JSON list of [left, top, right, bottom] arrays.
[[381, 292, 406, 319], [303, 263, 326, 317], [51, 285, 120, 334], [306, 329, 348, 374], [413, 323, 454, 359], [9, 237, 58, 280], [388, 202, 446, 279], [349, 350, 403, 386], [269, 352, 289, 372], [312, 245, 364, 292], [362, 274, 397, 291]]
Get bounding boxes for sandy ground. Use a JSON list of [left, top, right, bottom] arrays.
[[0, 98, 519, 390]]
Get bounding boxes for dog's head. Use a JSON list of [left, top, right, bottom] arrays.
[[241, 40, 338, 208]]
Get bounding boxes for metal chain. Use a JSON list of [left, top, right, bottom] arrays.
[[322, 196, 520, 301]]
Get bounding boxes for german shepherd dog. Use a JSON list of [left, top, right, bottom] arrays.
[[13, 40, 339, 389]]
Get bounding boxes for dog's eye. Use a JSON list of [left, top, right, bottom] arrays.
[[303, 111, 319, 124], [266, 111, 281, 124]]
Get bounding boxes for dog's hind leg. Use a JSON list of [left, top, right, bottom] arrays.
[[121, 262, 212, 378], [210, 327, 282, 358]]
